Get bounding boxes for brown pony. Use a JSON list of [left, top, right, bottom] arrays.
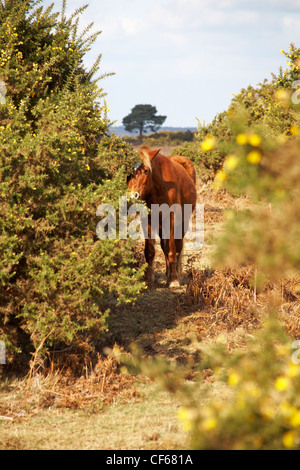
[[127, 146, 197, 287]]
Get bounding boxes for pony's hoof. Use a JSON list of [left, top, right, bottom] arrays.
[[169, 279, 180, 288]]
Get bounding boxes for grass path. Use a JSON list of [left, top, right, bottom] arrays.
[[0, 384, 186, 450]]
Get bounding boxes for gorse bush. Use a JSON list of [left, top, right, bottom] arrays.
[[213, 131, 300, 280], [122, 44, 300, 450], [0, 0, 145, 364], [212, 46, 300, 280], [114, 312, 300, 449], [176, 316, 300, 450]]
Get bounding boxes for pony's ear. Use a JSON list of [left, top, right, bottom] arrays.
[[139, 146, 161, 170], [139, 146, 152, 171], [148, 148, 161, 160]]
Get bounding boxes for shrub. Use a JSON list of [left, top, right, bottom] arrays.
[[176, 316, 300, 450], [212, 45, 300, 279], [0, 0, 145, 366], [123, 129, 195, 148]]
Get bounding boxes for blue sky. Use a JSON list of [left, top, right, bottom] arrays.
[[43, 0, 300, 127]]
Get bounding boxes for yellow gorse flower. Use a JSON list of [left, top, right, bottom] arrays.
[[224, 155, 239, 172], [290, 410, 300, 428], [275, 376, 290, 391], [247, 150, 262, 165], [215, 170, 227, 182], [202, 417, 217, 431], [283, 431, 295, 449], [290, 125, 299, 135], [177, 407, 196, 432], [236, 133, 248, 145], [200, 135, 216, 152], [286, 362, 300, 378], [228, 371, 240, 387], [213, 170, 227, 190], [248, 134, 262, 147], [236, 133, 262, 147]]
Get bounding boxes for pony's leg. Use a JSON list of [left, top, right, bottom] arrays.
[[168, 250, 180, 287], [145, 238, 155, 286], [145, 216, 156, 287], [168, 213, 180, 288], [160, 238, 170, 281], [175, 238, 184, 279]]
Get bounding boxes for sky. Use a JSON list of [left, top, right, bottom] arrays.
[[43, 0, 300, 127]]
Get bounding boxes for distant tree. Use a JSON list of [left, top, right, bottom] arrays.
[[122, 104, 167, 139]]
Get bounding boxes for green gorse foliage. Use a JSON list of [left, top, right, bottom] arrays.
[[212, 45, 300, 279], [0, 0, 145, 362]]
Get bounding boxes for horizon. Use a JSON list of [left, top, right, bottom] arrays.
[[109, 124, 198, 137]]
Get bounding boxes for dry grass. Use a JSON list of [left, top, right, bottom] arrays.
[[0, 354, 138, 420], [0, 383, 186, 450]]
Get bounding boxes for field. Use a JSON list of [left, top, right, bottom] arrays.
[[1, 146, 300, 450]]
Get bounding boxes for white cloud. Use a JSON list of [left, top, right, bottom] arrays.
[[163, 32, 188, 47], [263, 0, 300, 8], [119, 17, 146, 36], [283, 16, 300, 31], [148, 1, 260, 33]]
